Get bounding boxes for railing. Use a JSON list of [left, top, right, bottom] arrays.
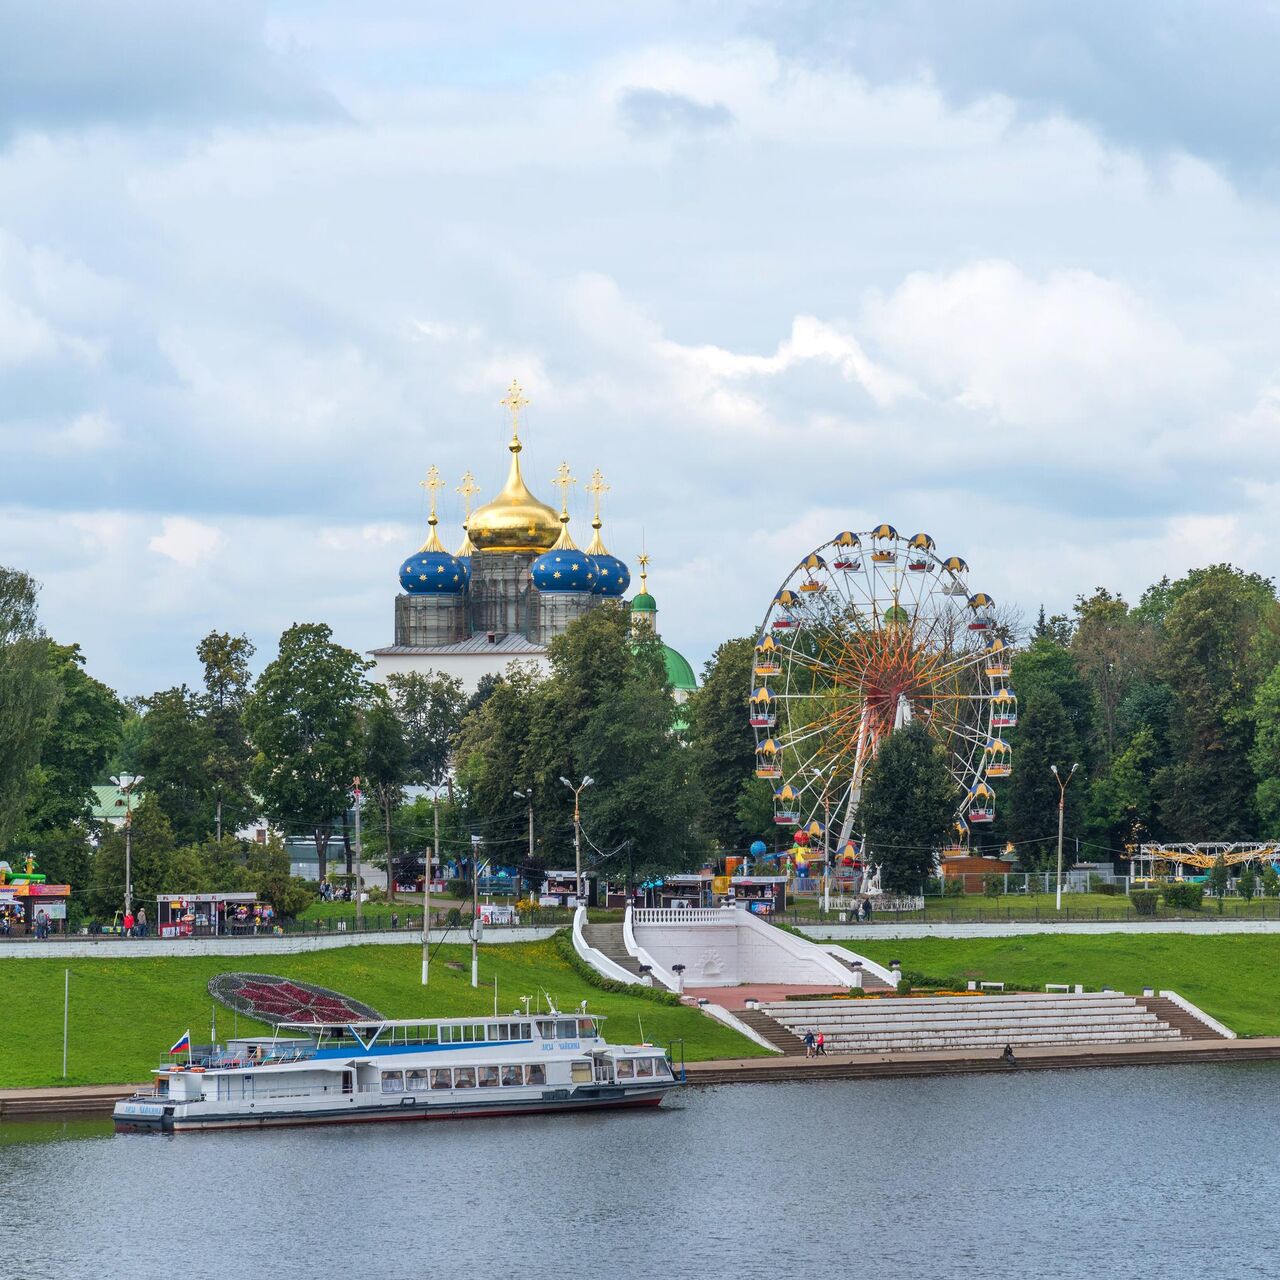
[[631, 907, 739, 925]]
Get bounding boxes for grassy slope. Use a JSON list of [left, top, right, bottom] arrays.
[[6, 941, 764, 1089], [850, 934, 1280, 1037]]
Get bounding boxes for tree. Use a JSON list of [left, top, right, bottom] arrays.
[[361, 686, 409, 898], [1155, 566, 1280, 839], [686, 636, 758, 852], [244, 623, 371, 882], [1208, 851, 1229, 909], [1003, 688, 1081, 868], [197, 631, 256, 839], [386, 670, 467, 787], [1033, 605, 1074, 647], [1262, 864, 1280, 898], [1240, 866, 1257, 903], [88, 795, 177, 918], [1086, 726, 1159, 849], [17, 641, 122, 836], [135, 685, 213, 845], [0, 567, 61, 848], [855, 721, 953, 894]]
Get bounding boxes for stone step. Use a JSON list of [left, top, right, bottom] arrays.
[[581, 923, 645, 977], [735, 1009, 807, 1056], [1137, 995, 1227, 1040]]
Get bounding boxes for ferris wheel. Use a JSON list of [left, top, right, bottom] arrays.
[[749, 525, 1017, 855]]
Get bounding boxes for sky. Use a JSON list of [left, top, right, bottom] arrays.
[[5, 1, 1280, 697]]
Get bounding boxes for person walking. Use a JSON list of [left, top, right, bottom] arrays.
[[122, 909, 135, 938], [136, 906, 148, 938], [802, 1029, 816, 1059], [816, 1031, 827, 1057]]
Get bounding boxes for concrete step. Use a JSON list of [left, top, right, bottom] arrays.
[[1137, 995, 1227, 1040], [820, 1029, 1182, 1050], [773, 1015, 1170, 1036], [581, 923, 645, 977], [736, 1009, 807, 1056], [765, 995, 1144, 1014]]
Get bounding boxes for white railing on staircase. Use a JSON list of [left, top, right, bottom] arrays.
[[571, 905, 642, 986], [631, 907, 739, 925]]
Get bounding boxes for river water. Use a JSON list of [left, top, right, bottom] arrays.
[[1, 1064, 1274, 1280]]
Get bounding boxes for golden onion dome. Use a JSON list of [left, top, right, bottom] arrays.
[[467, 381, 561, 554]]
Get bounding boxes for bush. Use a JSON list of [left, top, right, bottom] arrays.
[[1263, 866, 1280, 898], [550, 931, 682, 1005], [1129, 889, 1159, 916], [1239, 868, 1258, 903], [943, 877, 965, 898], [1092, 881, 1121, 896], [1163, 882, 1204, 911], [982, 874, 1002, 898]]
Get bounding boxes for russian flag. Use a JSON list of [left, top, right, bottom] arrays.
[[168, 1029, 191, 1056]]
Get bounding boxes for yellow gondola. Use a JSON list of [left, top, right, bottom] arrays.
[[984, 636, 1011, 680], [754, 738, 782, 779], [754, 634, 783, 676], [967, 783, 995, 824], [990, 688, 1018, 729], [773, 784, 800, 824], [749, 686, 776, 727], [983, 738, 1012, 778]]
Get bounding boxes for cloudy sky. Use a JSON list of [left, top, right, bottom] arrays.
[[5, 1, 1280, 696]]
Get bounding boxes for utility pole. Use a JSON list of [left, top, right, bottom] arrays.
[[423, 787, 442, 985], [352, 777, 364, 931], [1051, 763, 1079, 911], [111, 774, 143, 921], [216, 797, 222, 844], [560, 776, 594, 904], [471, 834, 483, 988], [513, 789, 535, 900]]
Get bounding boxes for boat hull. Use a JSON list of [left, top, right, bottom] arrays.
[[114, 1085, 672, 1133]]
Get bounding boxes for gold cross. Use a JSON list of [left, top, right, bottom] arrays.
[[420, 465, 444, 521], [499, 379, 530, 442], [552, 460, 576, 516], [456, 470, 481, 521], [585, 468, 609, 522]]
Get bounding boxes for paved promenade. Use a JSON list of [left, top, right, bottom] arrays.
[[800, 919, 1280, 941], [0, 927, 556, 960]]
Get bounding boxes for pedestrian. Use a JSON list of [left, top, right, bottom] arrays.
[[122, 909, 135, 938], [136, 906, 148, 938], [1002, 1043, 1017, 1066], [816, 1031, 827, 1057], [862, 896, 873, 923], [802, 1029, 816, 1059]]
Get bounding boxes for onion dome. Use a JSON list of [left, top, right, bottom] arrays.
[[531, 469, 597, 593], [584, 468, 630, 597], [467, 380, 561, 554], [399, 515, 465, 596]]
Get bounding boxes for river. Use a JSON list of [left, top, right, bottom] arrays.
[[1, 1064, 1273, 1280]]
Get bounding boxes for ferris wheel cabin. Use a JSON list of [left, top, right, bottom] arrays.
[[753, 635, 782, 677], [984, 637, 1011, 679], [773, 785, 800, 824], [942, 555, 969, 595], [749, 688, 776, 729], [907, 532, 935, 570], [832, 531, 862, 570], [754, 738, 782, 780], [967, 783, 996, 824], [983, 738, 1012, 778], [967, 592, 995, 631], [990, 688, 1018, 729]]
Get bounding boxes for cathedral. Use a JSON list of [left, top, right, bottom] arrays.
[[368, 381, 696, 701]]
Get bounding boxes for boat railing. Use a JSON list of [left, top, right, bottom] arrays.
[[160, 1045, 318, 1072]]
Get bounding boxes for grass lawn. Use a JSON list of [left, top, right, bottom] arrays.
[[849, 933, 1280, 1037], [784, 892, 1280, 922], [5, 940, 766, 1090]]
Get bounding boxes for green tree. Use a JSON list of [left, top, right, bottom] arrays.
[[1071, 589, 1157, 764], [244, 623, 371, 882], [1086, 725, 1159, 849], [247, 837, 314, 919], [686, 635, 757, 852], [135, 685, 213, 845], [196, 631, 256, 840], [1250, 661, 1280, 835], [1156, 566, 1280, 839], [1003, 689, 1081, 867], [361, 686, 409, 897], [18, 641, 122, 836], [1262, 864, 1280, 898], [1208, 851, 1229, 909], [386, 670, 467, 787], [88, 795, 177, 919], [0, 567, 61, 848], [1239, 866, 1257, 903], [855, 721, 953, 894]]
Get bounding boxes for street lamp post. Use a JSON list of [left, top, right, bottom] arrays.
[[513, 789, 535, 893], [1051, 763, 1079, 911], [352, 777, 363, 932], [560, 776, 594, 904], [110, 774, 144, 922], [421, 784, 446, 985]]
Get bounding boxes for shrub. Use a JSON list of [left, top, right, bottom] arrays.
[[1163, 882, 1204, 911], [1263, 865, 1280, 898], [1092, 881, 1121, 896], [943, 877, 965, 898], [983, 874, 1002, 898], [1239, 868, 1258, 903], [550, 931, 682, 1005], [1129, 889, 1159, 917]]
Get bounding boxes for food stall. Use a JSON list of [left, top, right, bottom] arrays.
[[156, 892, 263, 937]]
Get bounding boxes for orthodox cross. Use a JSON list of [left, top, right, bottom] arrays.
[[500, 379, 530, 443], [552, 460, 576, 517], [456, 470, 481, 524], [585, 468, 609, 524], [420, 465, 444, 523]]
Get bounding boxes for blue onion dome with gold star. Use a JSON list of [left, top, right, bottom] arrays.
[[400, 466, 465, 595], [583, 468, 630, 597], [532, 464, 598, 592]]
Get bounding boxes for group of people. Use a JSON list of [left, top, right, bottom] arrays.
[[1, 907, 54, 938], [318, 879, 353, 903], [120, 907, 148, 937], [802, 1030, 827, 1058]]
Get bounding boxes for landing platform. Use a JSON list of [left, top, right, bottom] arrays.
[[685, 984, 847, 1009]]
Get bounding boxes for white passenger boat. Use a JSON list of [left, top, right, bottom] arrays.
[[113, 1007, 681, 1132]]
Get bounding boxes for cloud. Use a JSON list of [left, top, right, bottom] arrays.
[[148, 517, 225, 568], [616, 87, 733, 135]]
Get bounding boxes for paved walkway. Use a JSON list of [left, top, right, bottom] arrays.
[[685, 983, 847, 1009], [800, 919, 1280, 941], [0, 927, 556, 960]]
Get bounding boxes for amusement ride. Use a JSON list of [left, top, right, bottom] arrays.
[[748, 525, 1018, 886]]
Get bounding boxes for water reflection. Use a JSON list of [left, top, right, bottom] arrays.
[[0, 1065, 1275, 1280]]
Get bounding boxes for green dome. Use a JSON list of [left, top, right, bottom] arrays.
[[662, 643, 697, 692], [631, 592, 657, 613]]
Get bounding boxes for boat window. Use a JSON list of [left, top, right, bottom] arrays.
[[578, 1019, 596, 1037], [616, 1058, 634, 1079], [454, 1067, 476, 1089], [478, 1065, 499, 1088], [487, 1023, 503, 1040], [501, 1065, 523, 1086], [525, 1063, 546, 1086], [381, 1071, 405, 1093], [652, 1057, 671, 1077], [429, 1069, 452, 1090], [636, 1059, 655, 1078], [517, 1022, 531, 1039], [556, 1020, 578, 1040], [406, 1069, 429, 1089], [570, 1061, 592, 1084], [536, 1020, 555, 1039]]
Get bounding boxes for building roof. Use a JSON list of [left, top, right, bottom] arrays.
[[369, 634, 547, 657], [630, 592, 656, 613], [662, 643, 697, 692]]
